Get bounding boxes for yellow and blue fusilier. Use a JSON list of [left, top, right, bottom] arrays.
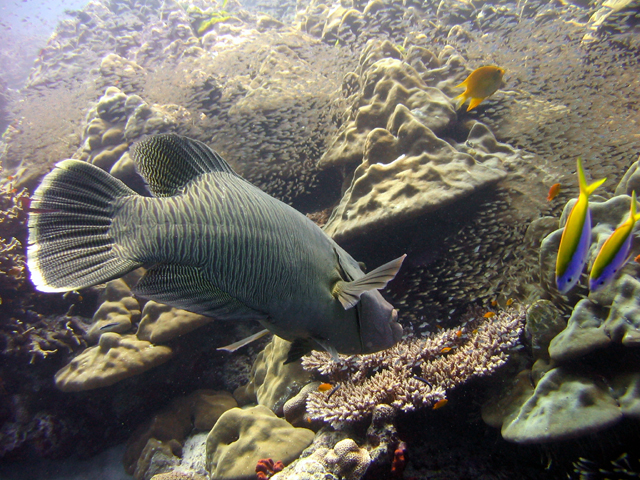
[[589, 191, 640, 292], [555, 158, 606, 294]]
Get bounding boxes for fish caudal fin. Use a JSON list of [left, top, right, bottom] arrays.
[[577, 157, 606, 196], [467, 97, 485, 111], [28, 160, 143, 293], [453, 92, 468, 110]]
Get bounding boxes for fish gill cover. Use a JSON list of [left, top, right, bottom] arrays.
[[1, 0, 640, 478]]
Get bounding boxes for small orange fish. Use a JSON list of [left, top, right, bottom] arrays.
[[318, 383, 332, 392], [490, 299, 497, 307], [506, 298, 514, 306], [454, 66, 505, 112], [483, 311, 496, 318], [635, 254, 640, 263], [547, 183, 561, 201], [455, 330, 462, 338], [441, 347, 452, 353], [433, 398, 448, 410]]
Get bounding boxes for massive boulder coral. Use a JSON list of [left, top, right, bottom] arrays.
[[234, 336, 311, 415], [318, 40, 513, 242], [125, 390, 237, 479], [205, 405, 314, 479], [54, 332, 173, 392], [323, 109, 508, 241]]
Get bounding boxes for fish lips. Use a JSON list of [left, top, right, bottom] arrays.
[[357, 290, 403, 354]]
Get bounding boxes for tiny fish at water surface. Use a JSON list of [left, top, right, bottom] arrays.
[[454, 66, 505, 112], [555, 158, 606, 294], [547, 183, 561, 201], [27, 134, 405, 362], [589, 191, 640, 292]]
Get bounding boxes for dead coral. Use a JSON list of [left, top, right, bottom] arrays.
[[302, 306, 525, 427]]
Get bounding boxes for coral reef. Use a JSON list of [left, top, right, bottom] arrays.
[[234, 336, 311, 415], [1, 0, 640, 476], [205, 405, 314, 479], [124, 389, 237, 479], [255, 458, 284, 479], [302, 306, 525, 427], [484, 174, 640, 444], [54, 333, 174, 392]]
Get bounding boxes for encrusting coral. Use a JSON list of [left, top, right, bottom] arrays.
[[302, 306, 525, 427]]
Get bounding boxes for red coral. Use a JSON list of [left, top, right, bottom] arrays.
[[391, 441, 408, 479], [255, 458, 283, 479]]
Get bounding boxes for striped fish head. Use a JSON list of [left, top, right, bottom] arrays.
[[356, 289, 403, 353], [309, 290, 402, 357]]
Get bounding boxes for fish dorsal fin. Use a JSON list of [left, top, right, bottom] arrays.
[[333, 254, 406, 309], [132, 263, 266, 321], [132, 134, 239, 197]]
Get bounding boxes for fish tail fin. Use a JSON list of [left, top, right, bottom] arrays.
[[453, 92, 467, 110], [28, 160, 143, 293], [577, 157, 606, 196], [467, 97, 485, 111]]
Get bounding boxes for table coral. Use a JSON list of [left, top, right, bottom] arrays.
[[302, 306, 525, 427]]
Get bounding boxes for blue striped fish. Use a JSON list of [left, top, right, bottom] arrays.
[[555, 158, 606, 294], [27, 134, 405, 361], [589, 191, 640, 292]]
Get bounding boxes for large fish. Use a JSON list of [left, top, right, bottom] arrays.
[[27, 134, 405, 361], [555, 158, 606, 294]]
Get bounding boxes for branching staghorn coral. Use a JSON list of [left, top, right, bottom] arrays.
[[302, 306, 525, 427]]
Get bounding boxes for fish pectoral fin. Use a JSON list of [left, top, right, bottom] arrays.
[[467, 97, 485, 111], [132, 134, 242, 198], [333, 254, 406, 309], [284, 338, 316, 364], [217, 329, 271, 352], [133, 263, 266, 321], [315, 337, 340, 361]]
